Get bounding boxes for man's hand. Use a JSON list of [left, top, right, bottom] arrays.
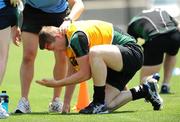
[[10, 0, 21, 7], [59, 20, 71, 35], [36, 79, 59, 87], [11, 26, 21, 46], [62, 104, 70, 114]]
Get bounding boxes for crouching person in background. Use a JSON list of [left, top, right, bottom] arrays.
[[127, 8, 180, 94]]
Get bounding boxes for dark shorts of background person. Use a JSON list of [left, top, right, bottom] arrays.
[[0, 6, 18, 29], [106, 42, 144, 91], [142, 30, 180, 66], [21, 4, 68, 34]]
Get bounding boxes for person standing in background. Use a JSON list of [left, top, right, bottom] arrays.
[[14, 0, 84, 114], [0, 0, 21, 119]]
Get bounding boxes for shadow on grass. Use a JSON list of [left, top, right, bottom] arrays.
[[10, 112, 50, 116], [10, 110, 136, 116], [10, 112, 80, 116], [109, 110, 136, 114], [160, 92, 175, 95]]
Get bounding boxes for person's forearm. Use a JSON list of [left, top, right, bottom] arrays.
[[56, 70, 91, 87], [53, 51, 68, 80], [68, 0, 84, 21]]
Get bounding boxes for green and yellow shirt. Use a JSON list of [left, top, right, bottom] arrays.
[[65, 20, 135, 70]]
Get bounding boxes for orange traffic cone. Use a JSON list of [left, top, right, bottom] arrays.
[[74, 81, 90, 111]]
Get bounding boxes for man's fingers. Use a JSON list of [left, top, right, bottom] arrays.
[[14, 39, 21, 46], [36, 80, 45, 85]]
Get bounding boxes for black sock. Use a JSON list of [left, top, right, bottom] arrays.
[[130, 85, 145, 101], [93, 85, 105, 104]]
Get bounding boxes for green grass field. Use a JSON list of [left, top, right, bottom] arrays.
[[1, 44, 180, 122]]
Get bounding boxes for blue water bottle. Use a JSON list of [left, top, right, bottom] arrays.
[[0, 91, 9, 112]]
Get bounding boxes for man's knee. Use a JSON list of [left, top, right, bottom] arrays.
[[22, 50, 36, 63], [89, 46, 102, 61]]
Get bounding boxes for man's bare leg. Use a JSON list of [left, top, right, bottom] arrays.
[[161, 54, 176, 93], [140, 65, 161, 84], [0, 27, 11, 85]]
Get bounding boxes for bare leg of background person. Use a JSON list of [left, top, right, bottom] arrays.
[[17, 31, 68, 113], [20, 32, 39, 99], [140, 65, 161, 84], [163, 54, 176, 86], [0, 27, 11, 85], [161, 54, 176, 93]]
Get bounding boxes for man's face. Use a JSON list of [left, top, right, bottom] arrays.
[[44, 36, 65, 51]]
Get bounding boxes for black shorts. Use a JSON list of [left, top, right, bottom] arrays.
[[0, 6, 18, 29], [106, 42, 143, 91], [142, 30, 180, 66], [21, 4, 68, 34]]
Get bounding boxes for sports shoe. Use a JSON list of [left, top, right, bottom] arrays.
[[14, 97, 31, 113], [79, 102, 109, 114], [143, 81, 163, 110], [0, 104, 9, 119], [49, 97, 63, 113], [160, 85, 170, 94]]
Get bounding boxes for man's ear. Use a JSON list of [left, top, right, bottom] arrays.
[[56, 32, 66, 40], [54, 33, 61, 40], [56, 30, 64, 37], [55, 33, 65, 44]]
